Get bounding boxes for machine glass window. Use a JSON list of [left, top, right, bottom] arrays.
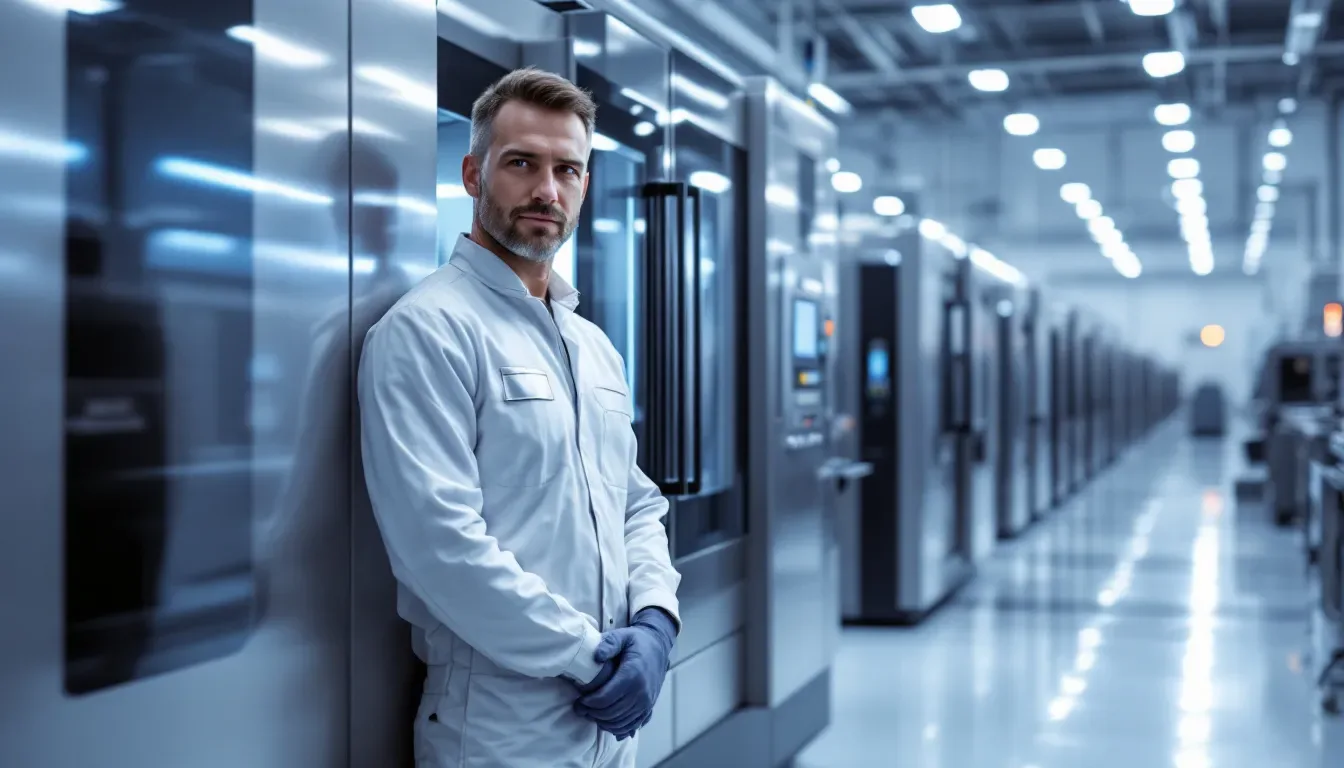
[[64, 0, 258, 695], [797, 151, 816, 245], [573, 64, 663, 458], [677, 120, 745, 499], [579, 140, 645, 399]]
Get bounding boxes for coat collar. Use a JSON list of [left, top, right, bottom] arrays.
[[450, 233, 580, 312]]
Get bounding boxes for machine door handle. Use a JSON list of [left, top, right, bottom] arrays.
[[839, 460, 875, 480], [817, 458, 874, 482]]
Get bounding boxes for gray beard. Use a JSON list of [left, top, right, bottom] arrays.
[[476, 178, 572, 264]]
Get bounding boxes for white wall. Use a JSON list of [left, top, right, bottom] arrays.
[[1045, 274, 1276, 406]]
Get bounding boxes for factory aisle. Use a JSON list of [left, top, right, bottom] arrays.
[[797, 422, 1344, 768]]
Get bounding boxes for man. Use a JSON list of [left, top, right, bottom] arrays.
[[357, 67, 682, 768]]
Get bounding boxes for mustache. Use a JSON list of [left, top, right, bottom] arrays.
[[510, 203, 566, 223]]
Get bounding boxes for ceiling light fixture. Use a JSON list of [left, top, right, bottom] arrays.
[[911, 4, 963, 34], [1060, 182, 1091, 203], [1143, 51, 1186, 78], [831, 171, 863, 193], [1076, 199, 1103, 219], [1162, 129, 1196, 153], [1168, 157, 1200, 178], [1154, 102, 1192, 126], [968, 68, 1009, 92], [1004, 112, 1040, 136], [1130, 0, 1176, 17], [1171, 178, 1204, 199], [1033, 148, 1067, 170], [873, 195, 907, 216], [1269, 123, 1293, 148]]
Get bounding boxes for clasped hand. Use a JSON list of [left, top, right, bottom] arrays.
[[572, 609, 676, 741]]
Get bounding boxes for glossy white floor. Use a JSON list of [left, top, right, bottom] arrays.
[[796, 421, 1344, 767]]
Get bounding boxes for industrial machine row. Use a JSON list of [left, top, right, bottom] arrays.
[[837, 219, 1179, 625], [1245, 341, 1344, 714], [0, 1, 1180, 766]]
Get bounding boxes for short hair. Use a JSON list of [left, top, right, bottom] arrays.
[[469, 67, 597, 159]]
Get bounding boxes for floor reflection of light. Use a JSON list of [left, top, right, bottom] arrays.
[[1181, 649, 1214, 677], [1048, 695, 1076, 721], [1177, 712, 1211, 744], [1173, 746, 1211, 768], [1079, 627, 1102, 649], [923, 724, 939, 741], [1046, 503, 1161, 730], [1060, 675, 1087, 696], [1075, 649, 1097, 672]]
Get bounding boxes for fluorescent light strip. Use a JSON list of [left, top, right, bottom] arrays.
[[1245, 124, 1290, 273], [914, 218, 1025, 285]]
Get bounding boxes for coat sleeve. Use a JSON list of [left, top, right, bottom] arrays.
[[622, 457, 683, 633], [357, 304, 604, 683]]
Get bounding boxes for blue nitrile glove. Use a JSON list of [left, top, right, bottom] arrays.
[[573, 608, 677, 740]]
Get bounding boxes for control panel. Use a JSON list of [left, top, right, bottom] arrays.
[[785, 274, 831, 450]]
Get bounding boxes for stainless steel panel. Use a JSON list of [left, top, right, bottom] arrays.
[[672, 632, 745, 748], [900, 242, 967, 611], [743, 76, 839, 708], [436, 0, 564, 64], [0, 0, 67, 761], [1, 1, 356, 765], [349, 0, 439, 764], [1005, 290, 1032, 533], [581, 0, 745, 92], [968, 270, 998, 560], [670, 49, 745, 148], [833, 238, 863, 627], [1026, 288, 1053, 518], [670, 540, 746, 664], [568, 10, 669, 142]]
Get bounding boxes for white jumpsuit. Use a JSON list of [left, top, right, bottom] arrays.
[[357, 234, 682, 768]]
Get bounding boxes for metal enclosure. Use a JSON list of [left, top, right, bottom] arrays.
[[965, 264, 1030, 541], [840, 228, 973, 623], [742, 76, 842, 758], [1024, 288, 1054, 520], [1078, 314, 1112, 480], [994, 279, 1032, 538], [1047, 304, 1074, 506], [1065, 308, 1087, 493], [0, 0, 433, 765]]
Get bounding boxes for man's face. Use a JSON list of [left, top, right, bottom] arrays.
[[464, 100, 590, 264]]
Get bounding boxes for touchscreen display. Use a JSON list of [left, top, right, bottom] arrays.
[[793, 300, 818, 359]]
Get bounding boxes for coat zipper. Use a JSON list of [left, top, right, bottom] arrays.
[[546, 307, 607, 633], [544, 304, 609, 766]]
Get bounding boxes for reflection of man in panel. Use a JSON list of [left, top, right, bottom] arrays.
[[358, 68, 681, 767]]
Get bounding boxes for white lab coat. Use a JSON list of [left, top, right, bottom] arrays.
[[358, 234, 682, 768]]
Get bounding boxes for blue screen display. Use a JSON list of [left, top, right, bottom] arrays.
[[793, 300, 818, 358], [867, 347, 889, 382]]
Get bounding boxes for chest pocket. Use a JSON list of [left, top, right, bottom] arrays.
[[477, 366, 567, 488], [592, 384, 634, 488]]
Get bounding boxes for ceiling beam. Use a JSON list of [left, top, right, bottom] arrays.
[[809, 0, 1125, 31], [815, 0, 900, 74], [1079, 1, 1106, 44], [828, 41, 1344, 91]]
